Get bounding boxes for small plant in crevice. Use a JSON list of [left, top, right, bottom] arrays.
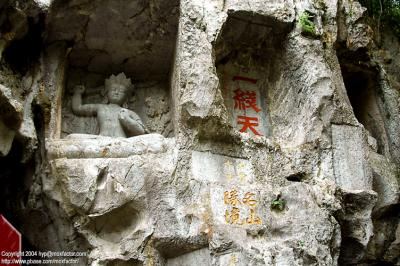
[[297, 240, 305, 248], [299, 11, 318, 38], [270, 195, 286, 212]]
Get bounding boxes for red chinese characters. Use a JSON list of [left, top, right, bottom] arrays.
[[237, 116, 261, 136], [233, 89, 261, 113], [232, 76, 262, 136]]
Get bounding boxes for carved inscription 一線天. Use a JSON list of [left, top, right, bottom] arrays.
[[228, 75, 268, 136]]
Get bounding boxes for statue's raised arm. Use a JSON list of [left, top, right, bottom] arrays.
[[72, 85, 100, 116]]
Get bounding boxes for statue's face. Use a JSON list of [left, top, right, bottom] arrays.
[[107, 84, 128, 105]]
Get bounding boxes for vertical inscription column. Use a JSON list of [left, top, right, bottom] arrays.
[[191, 151, 265, 227], [233, 76, 262, 136], [224, 189, 262, 225], [221, 66, 269, 137]]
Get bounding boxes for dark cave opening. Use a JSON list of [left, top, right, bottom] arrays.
[[0, 138, 38, 254], [0, 2, 46, 255], [3, 14, 44, 76], [338, 236, 366, 265], [0, 103, 45, 254], [336, 50, 398, 265], [339, 61, 387, 155], [0, 138, 24, 214]]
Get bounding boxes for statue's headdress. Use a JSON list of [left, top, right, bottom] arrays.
[[105, 73, 133, 91]]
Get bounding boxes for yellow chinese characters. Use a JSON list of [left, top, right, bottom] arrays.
[[224, 189, 262, 225], [223, 160, 248, 183]]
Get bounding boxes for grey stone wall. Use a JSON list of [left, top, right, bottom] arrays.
[[0, 0, 398, 265]]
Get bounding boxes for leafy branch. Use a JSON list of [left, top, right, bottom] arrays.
[[358, 0, 400, 39]]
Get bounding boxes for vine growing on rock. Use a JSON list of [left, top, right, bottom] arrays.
[[358, 0, 400, 38]]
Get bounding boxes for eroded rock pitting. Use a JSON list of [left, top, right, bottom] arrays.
[[0, 0, 399, 265]]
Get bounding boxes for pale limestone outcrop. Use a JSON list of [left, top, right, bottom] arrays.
[[0, 0, 398, 265], [43, 136, 177, 264]]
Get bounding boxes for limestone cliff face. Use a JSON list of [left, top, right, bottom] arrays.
[[0, 0, 399, 265]]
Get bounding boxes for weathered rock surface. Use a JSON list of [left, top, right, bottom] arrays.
[[0, 0, 398, 265], [0, 84, 23, 155]]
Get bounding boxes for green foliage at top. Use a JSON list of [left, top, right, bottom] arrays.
[[299, 11, 317, 37], [358, 0, 400, 38]]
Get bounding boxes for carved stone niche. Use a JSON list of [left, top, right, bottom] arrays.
[[44, 0, 179, 159], [339, 54, 391, 156], [215, 11, 292, 138], [61, 72, 173, 139], [41, 1, 180, 261]]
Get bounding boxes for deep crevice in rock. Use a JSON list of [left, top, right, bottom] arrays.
[[0, 137, 39, 252], [285, 173, 307, 182], [3, 14, 44, 76], [338, 50, 388, 155], [338, 237, 366, 265]]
